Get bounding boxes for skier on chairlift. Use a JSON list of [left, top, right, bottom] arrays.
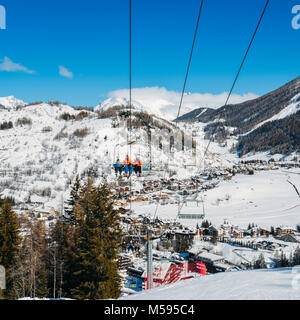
[[122, 155, 134, 178], [134, 158, 142, 177], [113, 159, 123, 177]]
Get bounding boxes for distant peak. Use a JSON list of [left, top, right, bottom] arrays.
[[0, 96, 26, 110]]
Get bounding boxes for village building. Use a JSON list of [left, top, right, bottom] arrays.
[[232, 229, 244, 239], [275, 226, 294, 236], [196, 252, 226, 273], [214, 262, 236, 273], [258, 228, 270, 237]]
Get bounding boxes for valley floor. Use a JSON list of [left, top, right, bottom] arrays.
[[130, 168, 300, 230]]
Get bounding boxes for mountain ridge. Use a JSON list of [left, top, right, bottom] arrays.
[[177, 76, 300, 156], [177, 76, 300, 130]]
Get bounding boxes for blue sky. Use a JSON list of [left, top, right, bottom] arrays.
[[0, 0, 299, 107]]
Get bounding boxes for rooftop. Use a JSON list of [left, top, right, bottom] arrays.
[[197, 252, 225, 262]]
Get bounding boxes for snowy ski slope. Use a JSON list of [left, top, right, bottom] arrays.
[[121, 267, 300, 300]]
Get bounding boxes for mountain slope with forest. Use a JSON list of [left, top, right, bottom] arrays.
[[177, 77, 300, 156]]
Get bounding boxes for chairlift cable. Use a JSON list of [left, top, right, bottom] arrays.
[[129, 0, 133, 212], [129, 0, 132, 145], [176, 0, 204, 120], [199, 0, 270, 224], [202, 0, 270, 163]]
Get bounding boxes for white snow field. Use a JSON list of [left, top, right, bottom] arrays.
[[121, 267, 300, 300], [131, 168, 300, 230]]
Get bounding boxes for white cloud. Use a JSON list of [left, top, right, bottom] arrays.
[[107, 86, 259, 120], [59, 65, 73, 79], [0, 56, 35, 74]]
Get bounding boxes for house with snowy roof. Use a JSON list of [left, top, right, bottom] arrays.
[[196, 252, 225, 264], [275, 226, 294, 236], [232, 229, 244, 239]]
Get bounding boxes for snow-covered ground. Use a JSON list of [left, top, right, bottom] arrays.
[[120, 267, 300, 300], [0, 97, 235, 210], [131, 168, 300, 230], [1, 95, 299, 301], [191, 238, 299, 267], [0, 99, 195, 206], [0, 96, 299, 227]]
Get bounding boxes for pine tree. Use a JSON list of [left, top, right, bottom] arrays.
[[17, 218, 49, 299], [211, 233, 218, 245], [64, 175, 81, 222], [254, 253, 267, 269], [47, 217, 75, 298], [69, 179, 122, 299], [288, 252, 294, 267], [201, 220, 210, 229], [174, 234, 190, 253], [0, 201, 21, 299], [275, 251, 289, 268], [281, 252, 289, 267], [273, 250, 280, 268], [293, 247, 300, 266], [34, 221, 49, 298]]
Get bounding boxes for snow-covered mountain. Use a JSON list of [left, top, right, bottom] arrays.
[[98, 87, 259, 121], [95, 78, 300, 158], [0, 84, 298, 212], [177, 77, 300, 156], [244, 92, 300, 135], [95, 88, 208, 121], [0, 96, 26, 110], [95, 95, 181, 121], [95, 97, 145, 113], [177, 76, 300, 129], [1, 99, 227, 210]]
